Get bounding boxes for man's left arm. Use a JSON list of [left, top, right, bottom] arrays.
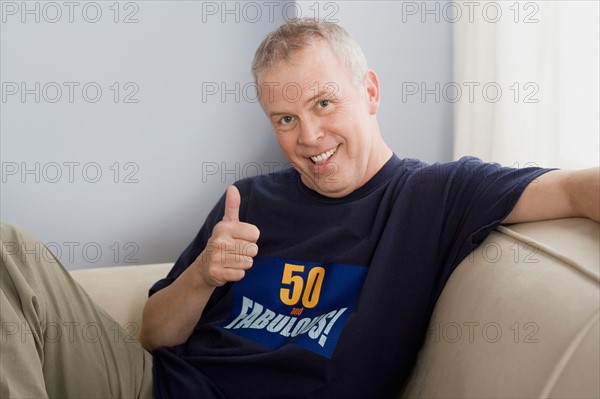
[[502, 167, 600, 224]]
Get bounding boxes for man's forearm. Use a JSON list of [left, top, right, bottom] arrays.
[[566, 167, 600, 222], [139, 261, 215, 352], [503, 167, 600, 224]]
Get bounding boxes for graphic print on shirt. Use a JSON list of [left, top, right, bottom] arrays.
[[219, 256, 367, 358]]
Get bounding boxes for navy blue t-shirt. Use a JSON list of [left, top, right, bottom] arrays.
[[150, 155, 550, 398]]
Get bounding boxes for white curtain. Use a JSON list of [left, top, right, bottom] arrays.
[[453, 1, 599, 169]]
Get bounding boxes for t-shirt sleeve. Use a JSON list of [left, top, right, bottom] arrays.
[[148, 191, 227, 297], [430, 156, 554, 275]]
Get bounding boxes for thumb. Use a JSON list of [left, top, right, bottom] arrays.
[[223, 185, 241, 222]]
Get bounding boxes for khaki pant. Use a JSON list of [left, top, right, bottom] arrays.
[[0, 222, 153, 398]]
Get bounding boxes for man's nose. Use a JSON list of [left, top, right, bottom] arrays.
[[297, 118, 324, 145]]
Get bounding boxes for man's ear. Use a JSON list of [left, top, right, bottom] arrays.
[[364, 70, 380, 114]]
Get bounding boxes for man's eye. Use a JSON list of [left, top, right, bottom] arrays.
[[279, 116, 294, 125], [318, 99, 330, 108]]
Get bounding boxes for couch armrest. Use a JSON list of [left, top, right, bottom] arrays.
[[70, 263, 172, 332], [401, 218, 599, 398]]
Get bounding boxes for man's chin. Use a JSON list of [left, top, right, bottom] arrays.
[[301, 177, 353, 199]]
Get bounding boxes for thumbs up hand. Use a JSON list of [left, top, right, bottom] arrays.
[[195, 185, 260, 288]]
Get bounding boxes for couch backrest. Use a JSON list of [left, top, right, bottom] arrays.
[[70, 263, 172, 335], [400, 218, 599, 398]]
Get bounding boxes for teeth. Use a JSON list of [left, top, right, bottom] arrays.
[[310, 146, 338, 163]]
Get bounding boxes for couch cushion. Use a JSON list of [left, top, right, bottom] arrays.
[[400, 218, 599, 398]]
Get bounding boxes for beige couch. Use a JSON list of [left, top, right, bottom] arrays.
[[71, 218, 600, 398]]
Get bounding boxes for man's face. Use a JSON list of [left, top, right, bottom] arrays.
[[258, 42, 383, 198]]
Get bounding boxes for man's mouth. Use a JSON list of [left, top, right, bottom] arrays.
[[310, 146, 338, 164]]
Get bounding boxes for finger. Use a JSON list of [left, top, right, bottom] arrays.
[[233, 223, 260, 243], [204, 244, 255, 266], [209, 256, 253, 284], [226, 238, 259, 257], [223, 185, 241, 222], [243, 242, 259, 258], [220, 268, 246, 282], [222, 254, 254, 269]]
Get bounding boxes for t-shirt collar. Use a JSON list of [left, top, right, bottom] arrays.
[[296, 154, 402, 204]]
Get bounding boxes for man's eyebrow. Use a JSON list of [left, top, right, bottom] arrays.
[[268, 111, 289, 119], [305, 89, 337, 106]]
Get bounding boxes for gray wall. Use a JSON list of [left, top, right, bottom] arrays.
[[1, 1, 453, 269]]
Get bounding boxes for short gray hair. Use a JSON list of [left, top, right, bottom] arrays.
[[251, 18, 369, 90]]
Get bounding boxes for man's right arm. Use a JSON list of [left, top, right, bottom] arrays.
[[139, 186, 260, 352]]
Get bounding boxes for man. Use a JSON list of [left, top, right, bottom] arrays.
[[1, 18, 598, 399], [139, 19, 599, 398]]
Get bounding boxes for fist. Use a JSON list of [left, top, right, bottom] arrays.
[[197, 185, 260, 287]]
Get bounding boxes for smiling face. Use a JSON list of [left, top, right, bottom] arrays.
[[258, 41, 392, 198]]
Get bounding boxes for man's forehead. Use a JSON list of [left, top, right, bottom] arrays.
[[256, 51, 346, 105]]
